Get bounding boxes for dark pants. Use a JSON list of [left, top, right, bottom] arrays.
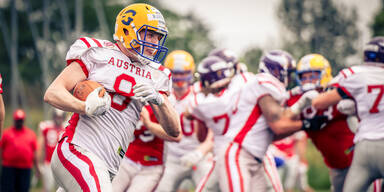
[[0, 166, 31, 192]]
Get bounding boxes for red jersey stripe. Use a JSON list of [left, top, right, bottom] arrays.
[[66, 59, 89, 78], [233, 105, 261, 144], [91, 38, 102, 47], [80, 37, 91, 48], [348, 67, 355, 74], [69, 144, 101, 192], [57, 140, 91, 192], [62, 113, 80, 142]]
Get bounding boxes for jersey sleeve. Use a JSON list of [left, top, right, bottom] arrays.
[[0, 73, 3, 94], [250, 73, 288, 104], [66, 37, 110, 78], [332, 67, 361, 99]]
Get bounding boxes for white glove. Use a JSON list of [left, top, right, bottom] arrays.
[[346, 115, 359, 133], [85, 87, 111, 117], [301, 83, 317, 92], [180, 150, 204, 168], [337, 99, 356, 115], [290, 90, 319, 115], [132, 83, 164, 105]]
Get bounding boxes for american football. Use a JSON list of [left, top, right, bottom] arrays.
[[73, 80, 106, 101]]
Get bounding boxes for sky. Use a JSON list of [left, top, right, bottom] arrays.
[[161, 0, 381, 54]]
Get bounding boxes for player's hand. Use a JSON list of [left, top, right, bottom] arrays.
[[337, 99, 356, 115], [85, 87, 111, 117], [133, 83, 164, 105], [180, 150, 204, 168], [301, 115, 328, 131], [290, 90, 319, 115]]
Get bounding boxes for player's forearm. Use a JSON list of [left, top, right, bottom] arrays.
[[150, 96, 181, 137], [269, 111, 303, 136], [44, 85, 85, 114], [312, 89, 341, 110], [147, 120, 181, 142]]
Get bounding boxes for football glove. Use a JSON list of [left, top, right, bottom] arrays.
[[133, 83, 164, 105], [337, 99, 356, 116], [301, 115, 328, 131], [85, 87, 111, 117], [180, 150, 204, 168], [290, 90, 319, 115]]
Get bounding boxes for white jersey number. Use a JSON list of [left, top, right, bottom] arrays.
[[110, 74, 136, 111]]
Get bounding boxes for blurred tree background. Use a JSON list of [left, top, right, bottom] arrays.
[[0, 0, 215, 121], [277, 0, 360, 74], [0, 0, 382, 191]]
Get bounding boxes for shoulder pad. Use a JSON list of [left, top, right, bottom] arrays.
[[65, 37, 115, 65]]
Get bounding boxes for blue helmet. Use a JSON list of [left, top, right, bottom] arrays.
[[197, 56, 233, 89], [258, 50, 295, 86], [364, 37, 384, 64]]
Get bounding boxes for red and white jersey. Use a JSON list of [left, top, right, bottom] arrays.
[[63, 37, 171, 174], [190, 72, 253, 154], [273, 131, 306, 159], [0, 73, 3, 94], [167, 87, 200, 158], [333, 65, 384, 143], [227, 71, 255, 91], [125, 105, 164, 166], [225, 73, 288, 158], [190, 88, 237, 154], [287, 86, 354, 169], [39, 120, 64, 163]]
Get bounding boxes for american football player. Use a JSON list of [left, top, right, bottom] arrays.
[[37, 109, 66, 192], [44, 3, 180, 191], [156, 50, 215, 192], [215, 50, 326, 192], [112, 105, 181, 192], [313, 37, 384, 192], [288, 53, 354, 192], [192, 52, 284, 192]]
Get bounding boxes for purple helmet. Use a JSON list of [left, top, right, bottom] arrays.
[[209, 48, 238, 69], [364, 37, 384, 64], [258, 50, 296, 86], [197, 56, 233, 89]]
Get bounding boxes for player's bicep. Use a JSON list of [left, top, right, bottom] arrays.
[[51, 61, 87, 91], [258, 94, 283, 123]]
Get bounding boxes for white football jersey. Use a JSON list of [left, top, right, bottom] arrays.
[[63, 37, 171, 174], [334, 65, 384, 143], [190, 72, 254, 154], [167, 87, 200, 158], [225, 73, 288, 158]]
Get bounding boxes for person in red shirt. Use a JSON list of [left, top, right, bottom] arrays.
[[37, 108, 66, 192], [289, 54, 354, 192], [0, 109, 40, 192], [0, 73, 5, 137], [112, 105, 181, 192]]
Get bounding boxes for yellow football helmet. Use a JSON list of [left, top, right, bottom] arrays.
[[164, 50, 195, 91], [296, 54, 332, 89], [114, 3, 168, 63]]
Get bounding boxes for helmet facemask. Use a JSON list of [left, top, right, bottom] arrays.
[[130, 25, 168, 64], [296, 54, 332, 92]]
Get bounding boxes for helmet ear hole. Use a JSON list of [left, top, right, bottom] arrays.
[[123, 29, 129, 36]]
